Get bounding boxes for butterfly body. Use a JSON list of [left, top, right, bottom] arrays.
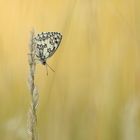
[[33, 32, 62, 65]]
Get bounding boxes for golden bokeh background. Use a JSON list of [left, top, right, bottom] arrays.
[[0, 0, 140, 140]]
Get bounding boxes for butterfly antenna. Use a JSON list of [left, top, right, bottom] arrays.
[[46, 63, 55, 72], [45, 65, 48, 75]]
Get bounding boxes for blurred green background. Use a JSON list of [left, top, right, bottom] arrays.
[[0, 0, 140, 140]]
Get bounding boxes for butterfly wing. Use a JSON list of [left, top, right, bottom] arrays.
[[34, 32, 62, 60], [46, 32, 62, 58]]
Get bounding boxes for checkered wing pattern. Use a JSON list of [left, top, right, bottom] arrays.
[[34, 32, 62, 64]]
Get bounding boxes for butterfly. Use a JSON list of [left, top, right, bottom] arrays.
[[33, 32, 62, 65]]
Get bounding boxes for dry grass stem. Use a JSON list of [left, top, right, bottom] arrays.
[[28, 30, 39, 140]]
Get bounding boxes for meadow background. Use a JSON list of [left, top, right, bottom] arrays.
[[0, 0, 140, 140]]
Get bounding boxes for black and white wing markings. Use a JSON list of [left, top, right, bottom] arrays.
[[47, 32, 62, 58], [34, 32, 62, 65]]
